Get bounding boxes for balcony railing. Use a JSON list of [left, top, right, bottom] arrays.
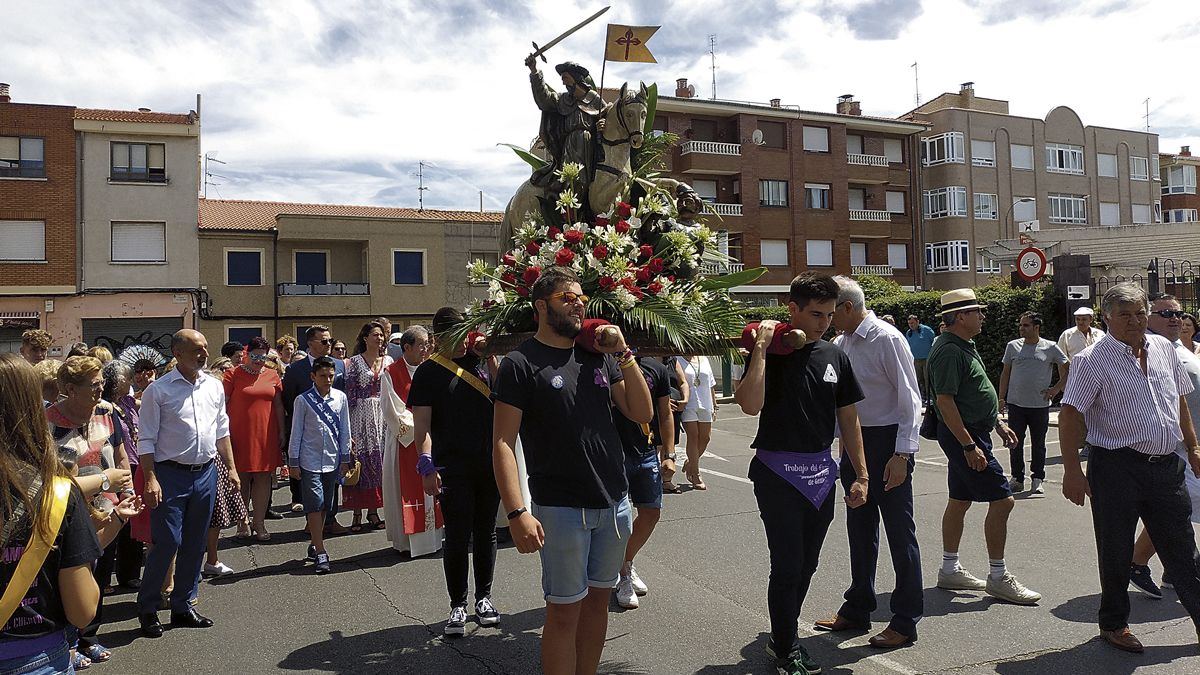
[[849, 209, 892, 222], [851, 264, 893, 276], [706, 203, 743, 216], [701, 261, 746, 275], [277, 282, 370, 296], [681, 140, 742, 156], [847, 153, 889, 167]]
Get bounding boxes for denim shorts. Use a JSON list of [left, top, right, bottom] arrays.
[[0, 632, 71, 675], [626, 450, 662, 509], [532, 497, 633, 604], [300, 469, 338, 514]]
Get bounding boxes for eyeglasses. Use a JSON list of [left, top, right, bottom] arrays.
[[1153, 310, 1184, 319], [332, 346, 346, 352], [315, 338, 333, 346], [548, 291, 589, 305], [249, 353, 269, 362]]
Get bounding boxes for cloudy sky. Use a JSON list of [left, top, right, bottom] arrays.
[[7, 0, 1197, 211]]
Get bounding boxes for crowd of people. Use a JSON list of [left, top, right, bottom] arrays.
[[3, 269, 1200, 675]]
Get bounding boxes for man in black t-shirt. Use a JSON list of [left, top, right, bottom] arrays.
[[734, 272, 870, 675], [408, 306, 502, 637], [492, 266, 653, 675]]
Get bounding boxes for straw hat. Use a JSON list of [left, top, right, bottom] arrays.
[[939, 288, 987, 315]]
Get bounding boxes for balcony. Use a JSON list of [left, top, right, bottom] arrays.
[[851, 264, 893, 276], [678, 141, 743, 175], [682, 140, 742, 156], [706, 203, 743, 217], [701, 261, 746, 275], [847, 153, 889, 167], [846, 153, 891, 184], [849, 209, 892, 222], [277, 283, 370, 296]]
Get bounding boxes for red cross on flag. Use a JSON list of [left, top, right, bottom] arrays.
[[604, 24, 659, 63]]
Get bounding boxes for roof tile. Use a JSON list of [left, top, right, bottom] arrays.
[[199, 198, 502, 231], [74, 108, 197, 124]]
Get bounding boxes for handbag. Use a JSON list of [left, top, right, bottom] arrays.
[[342, 453, 362, 487], [0, 476, 73, 627]]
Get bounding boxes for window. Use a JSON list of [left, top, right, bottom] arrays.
[[469, 251, 500, 284], [883, 138, 903, 163], [760, 239, 788, 266], [0, 136, 45, 178], [977, 255, 1001, 274], [1011, 143, 1034, 170], [974, 193, 998, 220], [1045, 143, 1085, 175], [1132, 203, 1151, 224], [726, 232, 743, 262], [846, 134, 863, 155], [802, 126, 829, 152], [923, 186, 967, 219], [1163, 165, 1197, 194], [850, 243, 867, 267], [759, 121, 786, 148], [806, 240, 833, 266], [805, 183, 831, 209], [294, 251, 328, 285], [759, 179, 788, 207], [0, 220, 45, 261], [692, 179, 718, 201], [227, 326, 265, 345], [1013, 197, 1036, 223], [885, 191, 906, 214], [111, 142, 166, 182], [922, 132, 964, 166], [110, 222, 166, 262], [1097, 153, 1118, 177], [1047, 194, 1088, 224], [971, 140, 995, 167], [848, 188, 866, 211], [1155, 200, 1162, 223], [888, 243, 908, 269], [1166, 209, 1200, 223], [392, 249, 426, 285], [1130, 156, 1149, 181], [925, 240, 971, 272], [225, 249, 263, 286], [1099, 202, 1120, 227]]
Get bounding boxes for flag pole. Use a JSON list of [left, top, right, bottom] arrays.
[[599, 26, 608, 98]]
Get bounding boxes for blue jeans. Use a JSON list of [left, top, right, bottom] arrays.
[[532, 497, 633, 604], [0, 632, 72, 675], [137, 460, 217, 614]]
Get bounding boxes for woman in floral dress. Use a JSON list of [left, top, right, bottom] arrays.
[[343, 321, 393, 532]]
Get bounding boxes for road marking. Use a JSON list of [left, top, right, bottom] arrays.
[[703, 452, 731, 462], [698, 467, 752, 484], [798, 626, 923, 675], [916, 458, 947, 467]]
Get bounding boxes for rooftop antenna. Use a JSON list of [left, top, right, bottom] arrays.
[[413, 160, 430, 211], [912, 61, 921, 106], [203, 151, 227, 199], [1143, 97, 1150, 132], [708, 34, 717, 100]]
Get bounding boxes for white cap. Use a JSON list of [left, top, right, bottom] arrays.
[[389, 332, 404, 342], [1073, 307, 1094, 316]]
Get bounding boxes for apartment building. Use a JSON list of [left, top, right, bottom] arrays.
[[653, 79, 928, 299], [902, 83, 1161, 289], [197, 198, 501, 348], [1160, 146, 1200, 224]]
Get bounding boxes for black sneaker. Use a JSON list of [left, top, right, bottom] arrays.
[[307, 544, 318, 562], [314, 552, 331, 575], [445, 606, 467, 637], [767, 643, 821, 675], [1129, 564, 1163, 599], [1162, 571, 1174, 589], [475, 597, 500, 626]]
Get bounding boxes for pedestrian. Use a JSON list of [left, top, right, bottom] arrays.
[[492, 266, 653, 675], [381, 325, 443, 556], [661, 357, 690, 493], [928, 289, 1040, 605], [275, 335, 298, 369], [222, 336, 285, 541], [674, 354, 716, 490], [815, 276, 923, 649], [409, 307, 502, 636], [881, 314, 897, 327], [130, 356, 159, 403], [87, 346, 113, 364], [19, 328, 52, 365], [1181, 312, 1200, 355], [220, 340, 244, 363], [32, 358, 62, 405], [136, 329, 240, 638], [288, 356, 352, 574], [1057, 306, 1105, 362], [67, 343, 89, 358], [376, 316, 404, 362], [1060, 283, 1200, 653], [343, 321, 393, 532], [997, 312, 1068, 495], [332, 340, 349, 365], [102, 360, 145, 590], [734, 272, 870, 675], [0, 353, 102, 675], [905, 315, 936, 403]]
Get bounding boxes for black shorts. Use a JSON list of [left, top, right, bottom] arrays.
[[936, 421, 1012, 502]]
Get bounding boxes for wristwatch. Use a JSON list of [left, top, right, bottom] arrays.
[[961, 443, 977, 453], [100, 473, 111, 492], [893, 453, 914, 464]]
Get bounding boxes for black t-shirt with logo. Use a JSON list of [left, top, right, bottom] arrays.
[[615, 357, 671, 457], [492, 338, 626, 509], [750, 339, 864, 453], [407, 355, 494, 479], [1, 486, 102, 641]]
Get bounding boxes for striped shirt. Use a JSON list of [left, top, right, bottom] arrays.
[[1062, 333, 1194, 455]]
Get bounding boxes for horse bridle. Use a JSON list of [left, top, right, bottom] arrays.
[[599, 94, 645, 148]]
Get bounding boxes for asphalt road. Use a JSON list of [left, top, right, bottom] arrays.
[[104, 412, 1200, 674]]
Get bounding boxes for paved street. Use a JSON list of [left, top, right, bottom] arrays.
[[106, 411, 1200, 674]]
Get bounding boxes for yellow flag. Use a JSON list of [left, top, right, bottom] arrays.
[[604, 24, 659, 63]]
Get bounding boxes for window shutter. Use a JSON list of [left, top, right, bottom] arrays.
[[0, 221, 46, 261], [148, 144, 165, 169], [0, 136, 19, 160], [111, 222, 166, 262]]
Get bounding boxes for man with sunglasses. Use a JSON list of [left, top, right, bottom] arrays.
[[997, 312, 1068, 495], [493, 266, 653, 675], [282, 325, 347, 529]]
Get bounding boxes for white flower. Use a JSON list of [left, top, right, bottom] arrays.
[[555, 162, 584, 185], [613, 286, 638, 310], [556, 189, 581, 211]]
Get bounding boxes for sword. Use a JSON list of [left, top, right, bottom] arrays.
[[528, 6, 610, 63]]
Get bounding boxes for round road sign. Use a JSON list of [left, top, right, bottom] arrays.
[[1016, 246, 1047, 282]]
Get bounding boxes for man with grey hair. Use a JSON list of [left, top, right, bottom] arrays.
[[817, 277, 924, 648], [1061, 283, 1200, 653]]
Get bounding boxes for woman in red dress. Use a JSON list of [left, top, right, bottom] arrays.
[[223, 336, 285, 540]]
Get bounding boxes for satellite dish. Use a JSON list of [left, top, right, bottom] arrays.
[[686, 83, 696, 97], [751, 129, 765, 145]]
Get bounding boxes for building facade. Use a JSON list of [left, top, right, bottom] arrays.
[[653, 80, 928, 300], [1160, 146, 1199, 224]]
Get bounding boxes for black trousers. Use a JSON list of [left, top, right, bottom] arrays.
[[114, 520, 143, 585], [837, 425, 923, 637], [438, 470, 501, 608], [1088, 447, 1200, 631], [1007, 405, 1050, 481], [750, 456, 835, 657]]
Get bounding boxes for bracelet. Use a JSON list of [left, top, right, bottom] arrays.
[[507, 506, 528, 520], [619, 357, 638, 369]]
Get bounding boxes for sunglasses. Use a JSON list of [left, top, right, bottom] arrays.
[[548, 291, 589, 304], [332, 346, 346, 352], [249, 353, 269, 362], [314, 338, 333, 345], [1153, 310, 1184, 319]]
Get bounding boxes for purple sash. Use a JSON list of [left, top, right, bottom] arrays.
[[754, 447, 838, 508]]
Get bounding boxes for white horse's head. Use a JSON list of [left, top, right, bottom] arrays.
[[613, 82, 649, 149]]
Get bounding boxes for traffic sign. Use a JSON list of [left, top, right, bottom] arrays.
[[1016, 246, 1047, 282]]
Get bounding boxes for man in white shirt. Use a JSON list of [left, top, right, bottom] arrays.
[[1058, 306, 1105, 362], [137, 330, 238, 638], [814, 277, 924, 648]]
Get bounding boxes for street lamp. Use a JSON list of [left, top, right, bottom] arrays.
[[1002, 197, 1036, 241]]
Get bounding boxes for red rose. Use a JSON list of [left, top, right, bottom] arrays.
[[502, 253, 516, 267], [554, 248, 575, 266], [614, 220, 630, 234], [564, 230, 584, 245], [523, 266, 541, 285], [630, 286, 645, 300], [517, 287, 530, 297], [547, 226, 561, 239], [621, 276, 637, 290], [667, 274, 676, 282], [649, 257, 665, 273], [636, 266, 653, 282], [647, 282, 664, 295], [593, 245, 609, 259], [501, 271, 517, 285], [594, 216, 610, 227], [617, 202, 632, 218], [482, 299, 495, 309], [525, 241, 540, 255], [599, 275, 616, 290], [639, 244, 653, 259]]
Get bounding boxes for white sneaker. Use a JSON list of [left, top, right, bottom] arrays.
[[937, 566, 987, 591], [475, 597, 500, 627], [445, 606, 467, 636], [986, 572, 1042, 605], [615, 574, 639, 609], [202, 561, 235, 577], [1031, 478, 1044, 495], [627, 564, 648, 596]]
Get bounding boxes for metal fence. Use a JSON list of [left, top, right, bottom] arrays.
[[1094, 258, 1200, 315]]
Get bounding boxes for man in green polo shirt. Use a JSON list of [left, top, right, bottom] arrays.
[[927, 288, 1041, 606]]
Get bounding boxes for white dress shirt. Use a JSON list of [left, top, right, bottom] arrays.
[[138, 368, 231, 464], [834, 312, 923, 453], [1057, 325, 1106, 362]]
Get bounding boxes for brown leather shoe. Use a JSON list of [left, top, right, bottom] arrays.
[[1100, 627, 1144, 653], [868, 628, 915, 649], [813, 614, 870, 632]]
